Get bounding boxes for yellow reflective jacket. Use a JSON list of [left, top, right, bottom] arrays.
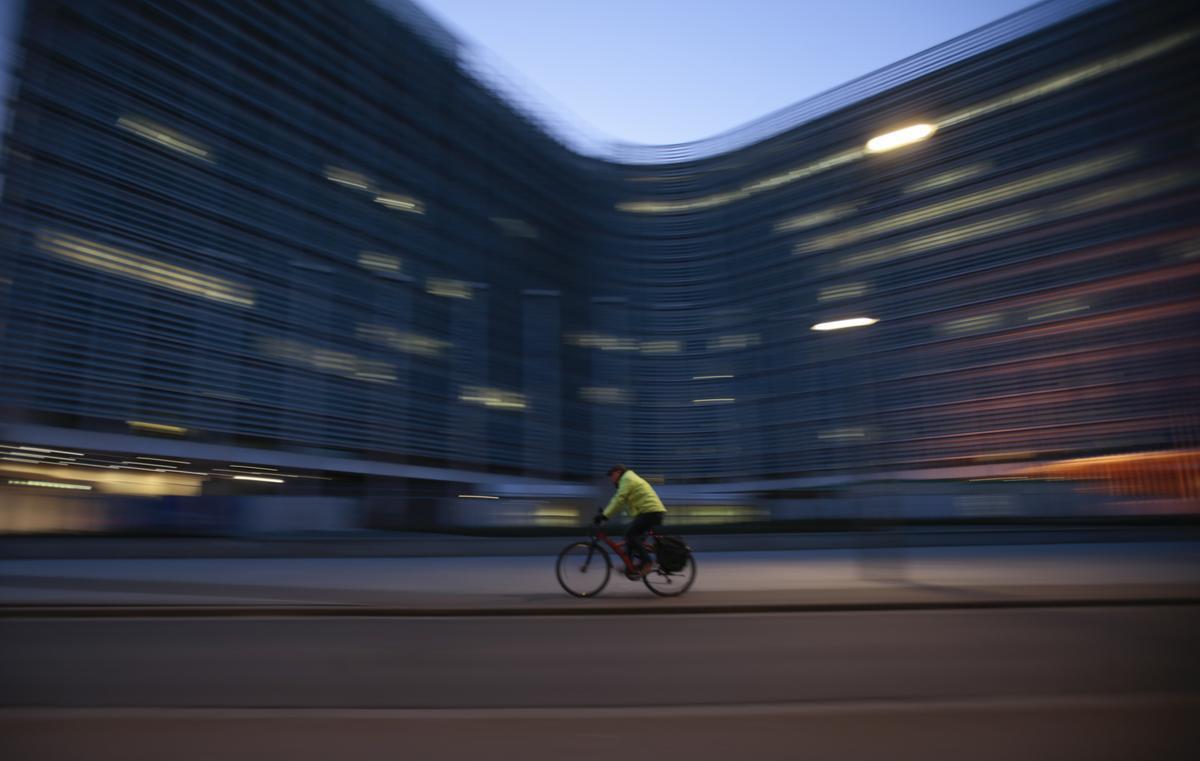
[[602, 470, 667, 519]]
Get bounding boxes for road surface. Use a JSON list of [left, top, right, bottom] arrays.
[[2, 605, 1198, 760]]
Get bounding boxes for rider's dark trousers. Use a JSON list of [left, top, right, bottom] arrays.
[[625, 512, 664, 567]]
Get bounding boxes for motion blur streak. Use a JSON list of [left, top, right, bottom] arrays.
[[0, 2, 1197, 756], [795, 149, 1138, 253], [35, 231, 255, 308], [116, 115, 212, 162], [0, 0, 1197, 528], [865, 123, 937, 153], [617, 26, 1196, 214]]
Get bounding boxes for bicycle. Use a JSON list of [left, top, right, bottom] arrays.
[[555, 525, 697, 598]]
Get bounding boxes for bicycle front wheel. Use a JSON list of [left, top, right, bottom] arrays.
[[556, 542, 612, 598], [643, 551, 697, 597]]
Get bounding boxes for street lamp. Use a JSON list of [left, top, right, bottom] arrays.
[[811, 313, 900, 577]]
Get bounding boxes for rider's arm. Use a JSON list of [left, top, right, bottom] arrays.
[[601, 475, 632, 519]]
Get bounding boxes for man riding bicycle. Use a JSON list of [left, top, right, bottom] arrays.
[[594, 465, 667, 577]]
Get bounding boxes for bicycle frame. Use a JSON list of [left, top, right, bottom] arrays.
[[592, 527, 659, 575]]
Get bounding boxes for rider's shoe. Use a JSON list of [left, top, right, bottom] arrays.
[[637, 561, 654, 578]]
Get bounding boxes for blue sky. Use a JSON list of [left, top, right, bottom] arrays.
[[420, 0, 1040, 146]]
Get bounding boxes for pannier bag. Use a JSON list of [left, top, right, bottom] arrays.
[[655, 535, 690, 573]]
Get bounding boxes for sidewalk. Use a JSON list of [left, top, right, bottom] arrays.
[[2, 540, 1198, 615], [2, 523, 1197, 559]]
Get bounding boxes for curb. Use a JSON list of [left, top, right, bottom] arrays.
[[3, 595, 1198, 618]]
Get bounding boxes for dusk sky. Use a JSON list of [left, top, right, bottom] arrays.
[[420, 0, 1040, 146]]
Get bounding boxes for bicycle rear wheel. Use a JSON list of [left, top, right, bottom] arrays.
[[643, 551, 697, 597], [556, 542, 612, 597]]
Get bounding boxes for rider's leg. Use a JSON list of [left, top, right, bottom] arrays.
[[625, 512, 663, 568]]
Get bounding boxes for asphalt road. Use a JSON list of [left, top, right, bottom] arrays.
[[2, 606, 1198, 759], [3, 696, 1198, 761], [4, 606, 1197, 707]]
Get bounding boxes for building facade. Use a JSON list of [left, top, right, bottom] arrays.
[[0, 0, 1196, 528]]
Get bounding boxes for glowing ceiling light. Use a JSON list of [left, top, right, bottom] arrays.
[[232, 475, 285, 483], [866, 124, 936, 153], [811, 317, 879, 331]]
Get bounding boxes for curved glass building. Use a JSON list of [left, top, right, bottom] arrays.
[[0, 0, 1196, 529]]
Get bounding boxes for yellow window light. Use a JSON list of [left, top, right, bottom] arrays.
[[459, 386, 529, 411], [811, 317, 878, 331], [818, 283, 869, 302], [37, 230, 255, 308], [324, 166, 374, 191], [259, 337, 397, 383], [707, 334, 760, 351], [117, 115, 211, 161], [375, 193, 425, 214], [640, 339, 682, 354], [14, 446, 84, 456], [127, 421, 189, 435], [818, 428, 867, 440], [7, 479, 93, 490], [357, 251, 402, 273], [865, 123, 937, 153], [775, 203, 858, 233], [581, 387, 630, 404], [940, 313, 1003, 335], [355, 324, 450, 358], [0, 462, 205, 497], [426, 278, 472, 299], [1027, 299, 1090, 322], [904, 163, 991, 195]]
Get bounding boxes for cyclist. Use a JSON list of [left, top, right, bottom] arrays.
[[594, 465, 667, 577]]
